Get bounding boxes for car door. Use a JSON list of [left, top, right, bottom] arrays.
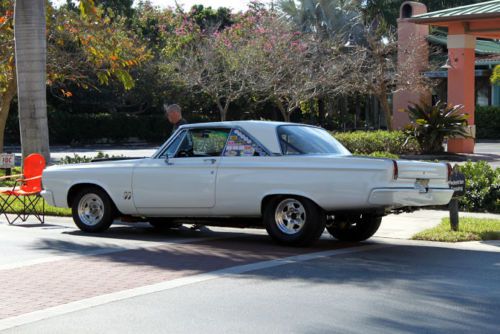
[[131, 128, 230, 213]]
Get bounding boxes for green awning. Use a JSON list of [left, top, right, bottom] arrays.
[[427, 34, 500, 54], [411, 0, 500, 22]]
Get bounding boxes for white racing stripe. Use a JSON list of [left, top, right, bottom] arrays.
[[0, 243, 391, 331]]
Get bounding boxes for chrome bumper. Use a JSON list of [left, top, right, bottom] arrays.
[[368, 188, 453, 208]]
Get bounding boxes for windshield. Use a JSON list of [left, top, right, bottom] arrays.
[[278, 126, 351, 155]]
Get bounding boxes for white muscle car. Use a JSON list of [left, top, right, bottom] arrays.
[[41, 121, 454, 246]]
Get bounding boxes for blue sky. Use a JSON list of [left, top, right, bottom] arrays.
[[53, 0, 257, 12]]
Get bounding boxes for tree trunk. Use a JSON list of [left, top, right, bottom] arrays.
[[275, 99, 288, 122], [318, 97, 325, 126], [378, 94, 393, 131], [222, 100, 230, 121], [215, 99, 226, 121], [355, 97, 361, 129], [377, 83, 393, 131], [0, 76, 17, 154], [14, 0, 50, 162]]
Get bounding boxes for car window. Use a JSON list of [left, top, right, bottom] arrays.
[[176, 128, 230, 158], [223, 129, 269, 157], [278, 125, 350, 155]]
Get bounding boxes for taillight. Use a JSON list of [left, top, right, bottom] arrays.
[[392, 160, 398, 180], [446, 162, 452, 181]]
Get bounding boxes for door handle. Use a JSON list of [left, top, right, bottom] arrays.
[[203, 158, 217, 164]]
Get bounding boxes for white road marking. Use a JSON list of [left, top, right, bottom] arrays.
[[0, 243, 391, 331]]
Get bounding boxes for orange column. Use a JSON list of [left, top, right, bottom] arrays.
[[393, 2, 430, 130], [446, 26, 475, 153]]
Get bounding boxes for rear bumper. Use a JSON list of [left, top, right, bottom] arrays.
[[368, 188, 453, 208], [40, 190, 56, 207]]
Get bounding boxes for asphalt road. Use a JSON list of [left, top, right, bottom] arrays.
[[475, 140, 500, 156], [6, 243, 500, 334], [0, 215, 499, 334]]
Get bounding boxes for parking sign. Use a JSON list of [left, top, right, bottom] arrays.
[[0, 153, 15, 168]]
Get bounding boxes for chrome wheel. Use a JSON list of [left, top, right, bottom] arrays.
[[274, 198, 307, 235], [78, 193, 105, 226]]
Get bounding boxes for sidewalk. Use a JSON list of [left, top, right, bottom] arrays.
[[376, 209, 500, 239]]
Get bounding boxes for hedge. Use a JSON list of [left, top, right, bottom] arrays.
[[476, 106, 500, 139], [4, 106, 497, 145], [5, 111, 170, 145], [333, 130, 421, 155]]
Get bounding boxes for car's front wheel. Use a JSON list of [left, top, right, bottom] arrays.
[[263, 196, 325, 246], [326, 213, 382, 242], [72, 187, 115, 232]]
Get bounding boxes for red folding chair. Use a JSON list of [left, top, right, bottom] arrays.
[[0, 153, 46, 224]]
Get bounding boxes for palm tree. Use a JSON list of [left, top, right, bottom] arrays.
[[278, 0, 360, 40], [14, 0, 50, 161], [277, 0, 364, 126]]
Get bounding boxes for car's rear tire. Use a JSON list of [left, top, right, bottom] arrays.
[[71, 186, 115, 233], [263, 196, 325, 246], [326, 213, 382, 242]]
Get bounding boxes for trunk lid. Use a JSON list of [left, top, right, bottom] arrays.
[[396, 160, 447, 180]]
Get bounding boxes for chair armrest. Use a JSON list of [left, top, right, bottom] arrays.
[[0, 174, 23, 181], [17, 175, 42, 183]]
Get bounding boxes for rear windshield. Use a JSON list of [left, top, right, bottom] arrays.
[[277, 126, 351, 155]]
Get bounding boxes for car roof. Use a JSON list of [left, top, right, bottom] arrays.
[[178, 120, 306, 154]]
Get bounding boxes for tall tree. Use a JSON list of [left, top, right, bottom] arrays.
[[278, 0, 360, 40], [14, 0, 50, 160], [255, 17, 333, 121], [171, 26, 254, 121], [0, 0, 149, 156], [0, 0, 15, 154]]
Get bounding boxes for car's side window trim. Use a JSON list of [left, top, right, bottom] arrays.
[[155, 125, 274, 159], [154, 130, 186, 159]]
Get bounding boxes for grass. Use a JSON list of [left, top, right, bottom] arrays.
[[0, 196, 72, 217], [412, 217, 500, 242], [0, 167, 23, 187]]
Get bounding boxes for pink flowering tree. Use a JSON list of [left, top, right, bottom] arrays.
[[247, 13, 340, 122]]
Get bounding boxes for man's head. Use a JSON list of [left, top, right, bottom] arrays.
[[164, 103, 182, 124]]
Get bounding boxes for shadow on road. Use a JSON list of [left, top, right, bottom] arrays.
[[31, 233, 500, 334], [18, 222, 499, 334]]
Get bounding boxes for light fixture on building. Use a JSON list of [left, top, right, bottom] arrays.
[[441, 56, 454, 69]]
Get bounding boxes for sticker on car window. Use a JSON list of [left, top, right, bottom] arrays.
[[223, 129, 267, 157]]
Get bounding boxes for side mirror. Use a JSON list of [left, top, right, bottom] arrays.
[[164, 153, 174, 165]]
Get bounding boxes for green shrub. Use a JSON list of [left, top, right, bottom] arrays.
[[476, 106, 500, 139], [406, 100, 469, 154], [459, 161, 499, 213], [58, 152, 124, 164], [353, 151, 400, 159], [333, 130, 420, 155], [366, 151, 400, 159]]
